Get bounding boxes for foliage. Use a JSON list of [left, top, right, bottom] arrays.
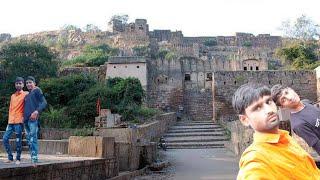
[[41, 106, 72, 128], [61, 24, 81, 31], [108, 14, 129, 25], [155, 49, 169, 59], [0, 41, 58, 82], [165, 52, 178, 60], [67, 77, 145, 127], [40, 74, 97, 107], [280, 15, 320, 41], [135, 107, 160, 119], [275, 41, 319, 70], [133, 45, 149, 56], [203, 39, 217, 47], [72, 127, 95, 136], [62, 44, 118, 67], [0, 82, 14, 129], [242, 41, 252, 47], [66, 83, 112, 127]]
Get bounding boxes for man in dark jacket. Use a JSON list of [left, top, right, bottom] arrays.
[[24, 76, 47, 164], [271, 84, 320, 155]]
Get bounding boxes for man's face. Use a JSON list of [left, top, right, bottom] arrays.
[[278, 88, 301, 109], [15, 81, 24, 91], [26, 80, 35, 90], [239, 95, 279, 133]]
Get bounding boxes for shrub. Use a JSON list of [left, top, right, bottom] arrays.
[[67, 77, 145, 127], [67, 83, 112, 128], [40, 74, 97, 107], [41, 106, 72, 128], [72, 127, 95, 136]]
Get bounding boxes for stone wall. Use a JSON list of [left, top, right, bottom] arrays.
[[40, 128, 75, 140], [97, 112, 176, 143], [106, 56, 147, 88], [116, 142, 156, 171], [147, 58, 184, 111], [0, 139, 69, 155], [213, 70, 317, 124], [0, 158, 117, 180]]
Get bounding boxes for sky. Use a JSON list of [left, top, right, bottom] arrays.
[[1, 0, 320, 37]]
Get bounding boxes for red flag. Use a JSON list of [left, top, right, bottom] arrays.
[[96, 97, 101, 116]]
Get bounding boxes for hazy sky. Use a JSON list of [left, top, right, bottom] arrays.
[[1, 0, 319, 37]]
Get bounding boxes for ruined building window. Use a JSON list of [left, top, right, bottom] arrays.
[[138, 26, 143, 30], [244, 67, 247, 71], [114, 66, 116, 68], [185, 74, 191, 81], [206, 73, 212, 81], [250, 66, 253, 71], [256, 66, 259, 71], [137, 66, 140, 68]]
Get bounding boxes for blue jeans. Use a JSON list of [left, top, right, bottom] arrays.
[[24, 120, 39, 163], [2, 124, 23, 161]]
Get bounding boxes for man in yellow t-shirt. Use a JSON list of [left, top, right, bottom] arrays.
[[232, 83, 320, 179]]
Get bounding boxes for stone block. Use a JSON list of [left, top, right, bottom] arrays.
[[68, 136, 115, 158]]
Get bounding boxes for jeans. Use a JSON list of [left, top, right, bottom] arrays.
[[2, 124, 23, 161], [24, 120, 39, 163]]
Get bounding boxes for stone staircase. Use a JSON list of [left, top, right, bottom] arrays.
[[164, 121, 230, 149]]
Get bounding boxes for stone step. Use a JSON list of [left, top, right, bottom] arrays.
[[166, 141, 227, 149], [164, 131, 225, 137], [167, 128, 225, 133], [164, 136, 229, 143], [191, 121, 215, 123], [175, 123, 219, 126], [169, 126, 223, 130]]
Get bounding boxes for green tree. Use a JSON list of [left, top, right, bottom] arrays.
[[276, 42, 318, 70], [62, 44, 119, 67], [0, 41, 58, 82], [40, 74, 97, 107]]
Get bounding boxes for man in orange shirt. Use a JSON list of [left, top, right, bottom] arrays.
[[2, 77, 28, 165], [232, 83, 320, 179]]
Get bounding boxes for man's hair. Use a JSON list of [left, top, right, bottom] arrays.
[[232, 83, 271, 115], [15, 76, 24, 83], [271, 84, 286, 106], [26, 76, 36, 83]]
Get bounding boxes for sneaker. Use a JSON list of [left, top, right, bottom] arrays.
[[4, 159, 13, 163], [15, 160, 21, 165]]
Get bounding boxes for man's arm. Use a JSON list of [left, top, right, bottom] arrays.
[[294, 125, 320, 155], [34, 88, 47, 113]]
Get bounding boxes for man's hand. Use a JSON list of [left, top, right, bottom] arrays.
[[30, 110, 39, 120]]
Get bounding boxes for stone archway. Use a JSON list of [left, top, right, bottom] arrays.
[[242, 59, 260, 71]]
